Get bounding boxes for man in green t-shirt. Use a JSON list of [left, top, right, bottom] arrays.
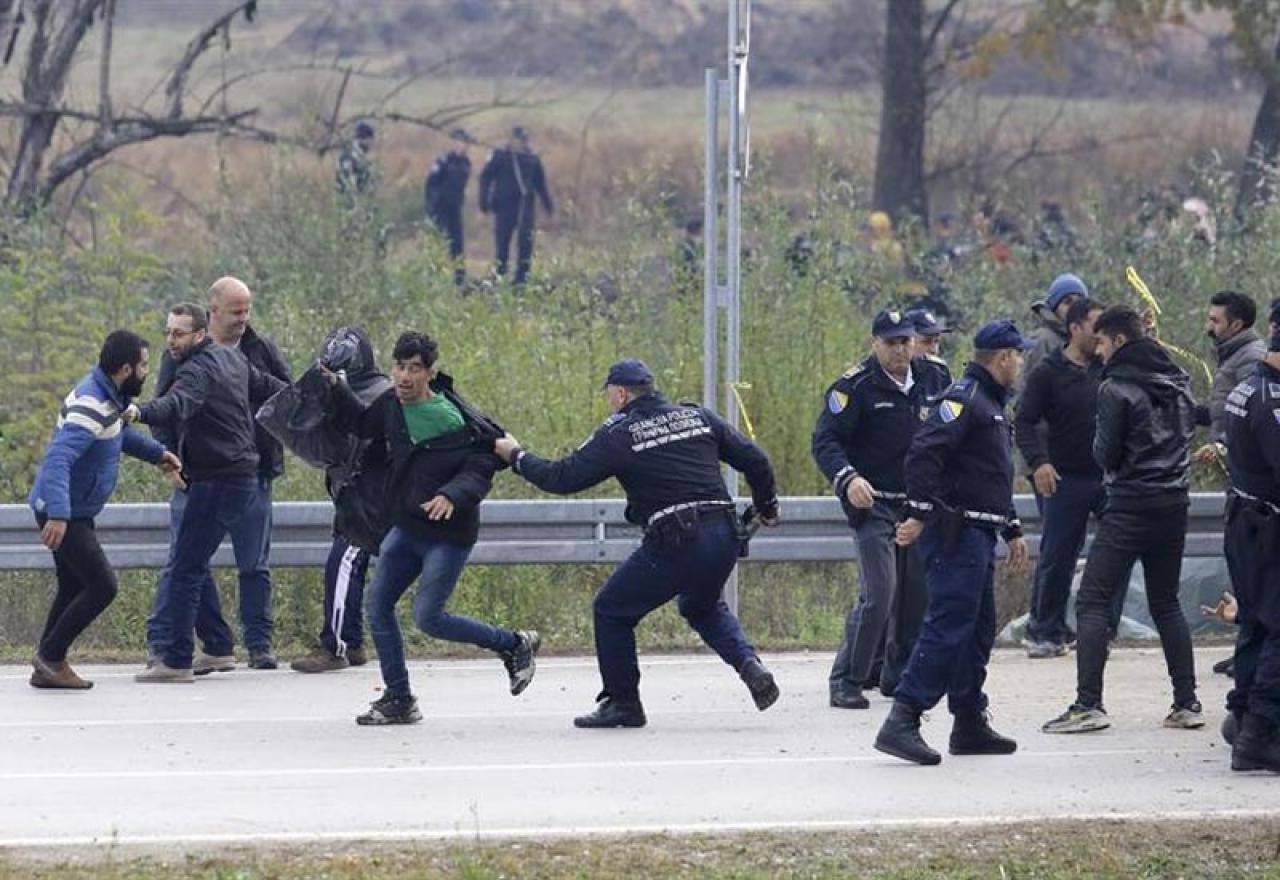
[[327, 331, 539, 726]]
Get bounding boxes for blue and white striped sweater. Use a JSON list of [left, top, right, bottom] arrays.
[[29, 367, 165, 520]]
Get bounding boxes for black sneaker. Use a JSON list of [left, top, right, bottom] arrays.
[[500, 630, 541, 696], [356, 693, 422, 726], [248, 649, 278, 670]]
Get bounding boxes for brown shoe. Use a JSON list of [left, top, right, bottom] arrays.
[[345, 644, 369, 666], [290, 645, 348, 674], [30, 656, 93, 690]]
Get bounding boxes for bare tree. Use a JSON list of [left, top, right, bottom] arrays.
[[0, 0, 264, 210]]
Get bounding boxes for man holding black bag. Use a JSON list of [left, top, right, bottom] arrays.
[[493, 358, 781, 729]]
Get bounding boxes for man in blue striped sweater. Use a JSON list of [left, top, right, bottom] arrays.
[[28, 330, 182, 689]]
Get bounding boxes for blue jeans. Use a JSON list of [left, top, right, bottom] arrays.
[[595, 514, 755, 703], [366, 527, 517, 698], [896, 523, 997, 717], [155, 477, 257, 669], [147, 475, 275, 653], [1027, 475, 1105, 645]]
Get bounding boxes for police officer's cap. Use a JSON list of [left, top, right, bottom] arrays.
[[355, 120, 375, 140], [871, 309, 916, 340], [905, 307, 950, 337], [512, 125, 530, 142], [973, 319, 1035, 352], [603, 358, 654, 388], [450, 128, 475, 144]]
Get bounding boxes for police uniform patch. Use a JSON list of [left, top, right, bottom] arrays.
[[841, 364, 866, 380], [1274, 408, 1280, 425], [919, 406, 930, 421], [938, 400, 964, 423], [828, 389, 849, 414]]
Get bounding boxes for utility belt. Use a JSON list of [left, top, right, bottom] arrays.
[[644, 500, 737, 548], [1229, 488, 1280, 516], [912, 499, 1010, 548]]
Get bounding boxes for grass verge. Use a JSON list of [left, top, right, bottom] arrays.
[[3, 820, 1279, 879]]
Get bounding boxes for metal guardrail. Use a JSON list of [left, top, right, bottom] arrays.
[[0, 494, 1227, 571]]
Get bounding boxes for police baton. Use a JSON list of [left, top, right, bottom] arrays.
[[738, 504, 761, 558]]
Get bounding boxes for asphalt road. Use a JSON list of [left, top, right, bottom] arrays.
[[0, 646, 1275, 852]]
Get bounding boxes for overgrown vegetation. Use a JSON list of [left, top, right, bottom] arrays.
[[0, 136, 1265, 658]]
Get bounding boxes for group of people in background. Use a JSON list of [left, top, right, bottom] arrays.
[[23, 257, 1280, 772], [336, 121, 554, 287]]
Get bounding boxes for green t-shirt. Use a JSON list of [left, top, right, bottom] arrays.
[[401, 394, 465, 445]]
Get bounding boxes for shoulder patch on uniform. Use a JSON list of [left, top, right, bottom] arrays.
[[602, 412, 627, 429], [938, 400, 965, 423], [841, 363, 867, 379], [828, 389, 849, 414], [1274, 408, 1280, 425], [925, 353, 947, 365], [1269, 383, 1280, 397]]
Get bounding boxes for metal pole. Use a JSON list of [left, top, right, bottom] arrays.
[[723, 0, 742, 613], [703, 68, 719, 413]]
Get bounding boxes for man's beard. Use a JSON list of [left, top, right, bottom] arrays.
[[120, 374, 145, 398]]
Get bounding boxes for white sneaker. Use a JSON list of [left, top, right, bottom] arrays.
[[135, 662, 194, 684], [193, 653, 236, 676]]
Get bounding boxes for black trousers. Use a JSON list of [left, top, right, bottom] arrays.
[[429, 207, 465, 284], [1075, 502, 1197, 710], [494, 203, 536, 284], [1224, 498, 1280, 725], [34, 514, 119, 663]]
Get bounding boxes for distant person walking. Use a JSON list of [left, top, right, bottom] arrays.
[[479, 126, 553, 285], [425, 128, 475, 286]]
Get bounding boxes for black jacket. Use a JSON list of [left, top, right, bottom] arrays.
[[904, 363, 1021, 539], [330, 373, 503, 546], [238, 325, 293, 479], [811, 355, 950, 524], [1014, 348, 1103, 478], [425, 150, 471, 219], [154, 326, 292, 479], [479, 148, 553, 215], [913, 353, 953, 388], [1094, 337, 1195, 509], [512, 393, 777, 526], [139, 339, 285, 483], [1225, 360, 1280, 504]]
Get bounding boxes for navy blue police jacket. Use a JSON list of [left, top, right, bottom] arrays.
[[913, 353, 953, 388], [512, 393, 777, 526], [1225, 360, 1280, 504], [903, 362, 1022, 539], [811, 355, 951, 524]]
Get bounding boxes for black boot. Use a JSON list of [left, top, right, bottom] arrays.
[[949, 711, 1018, 755], [1222, 712, 1240, 747], [739, 657, 780, 711], [1232, 714, 1280, 772], [573, 697, 647, 729], [874, 700, 941, 765], [830, 684, 870, 710]]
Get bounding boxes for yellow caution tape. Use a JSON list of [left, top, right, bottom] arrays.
[[728, 382, 757, 439], [1124, 265, 1214, 388]]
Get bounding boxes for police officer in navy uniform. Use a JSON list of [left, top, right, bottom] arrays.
[[479, 126, 554, 285], [812, 309, 951, 710], [874, 320, 1031, 765], [493, 359, 781, 728], [425, 128, 474, 286], [1223, 313, 1280, 772], [906, 307, 953, 387]]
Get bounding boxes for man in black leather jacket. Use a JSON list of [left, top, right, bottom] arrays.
[[1043, 305, 1203, 735]]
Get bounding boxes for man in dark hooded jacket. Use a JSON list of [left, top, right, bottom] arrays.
[[1043, 306, 1203, 735], [289, 327, 391, 673]]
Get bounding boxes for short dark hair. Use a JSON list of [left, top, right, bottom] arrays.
[[1093, 305, 1145, 342], [392, 331, 439, 368], [169, 302, 208, 331], [1210, 290, 1256, 329], [1065, 297, 1104, 331], [98, 330, 149, 375], [622, 382, 655, 398]]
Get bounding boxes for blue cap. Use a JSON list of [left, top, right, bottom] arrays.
[[355, 120, 375, 140], [1045, 273, 1088, 311], [905, 307, 950, 337], [603, 358, 654, 388], [871, 309, 916, 340], [974, 319, 1035, 352], [512, 125, 529, 142]]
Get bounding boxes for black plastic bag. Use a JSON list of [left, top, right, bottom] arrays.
[[255, 366, 352, 468]]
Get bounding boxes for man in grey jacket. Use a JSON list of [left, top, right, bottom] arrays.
[[1197, 291, 1266, 457]]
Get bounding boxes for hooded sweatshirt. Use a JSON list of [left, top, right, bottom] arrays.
[[1093, 337, 1195, 509]]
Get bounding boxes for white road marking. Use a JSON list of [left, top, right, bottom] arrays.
[[0, 747, 1209, 783], [3, 808, 1278, 850]]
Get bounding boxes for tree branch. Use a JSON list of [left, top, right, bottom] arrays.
[[923, 0, 964, 59], [98, 0, 115, 131], [163, 0, 255, 120]]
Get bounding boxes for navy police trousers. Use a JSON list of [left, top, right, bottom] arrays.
[[594, 513, 756, 703], [895, 522, 996, 717]]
